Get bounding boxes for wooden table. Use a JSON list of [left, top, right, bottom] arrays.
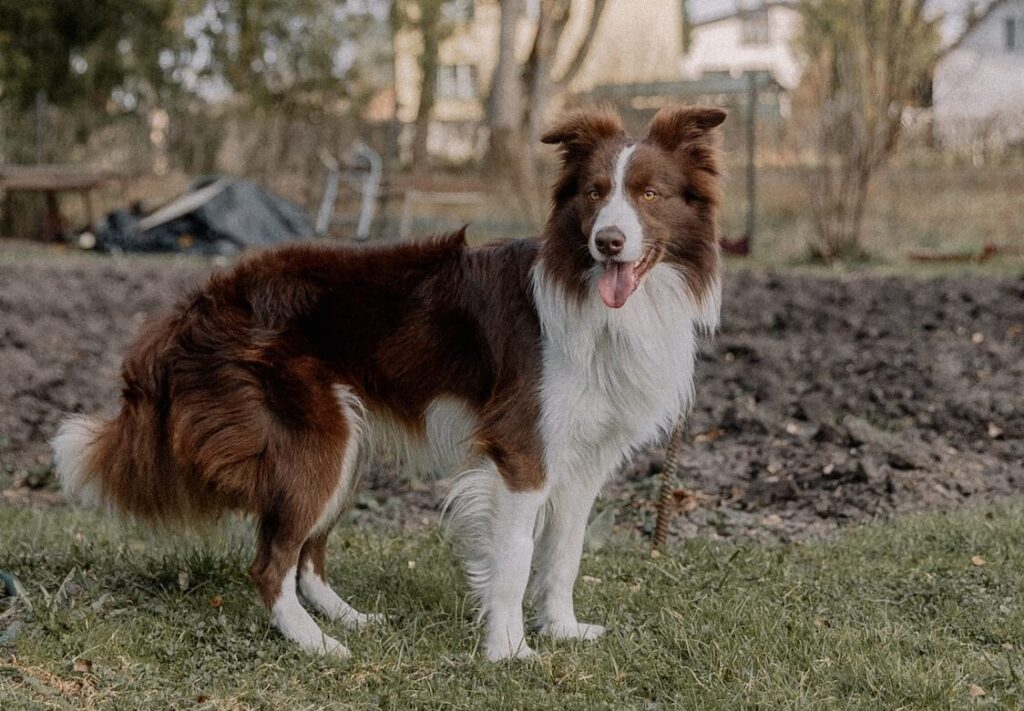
[[0, 166, 115, 242]]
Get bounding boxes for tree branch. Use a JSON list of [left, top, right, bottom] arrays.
[[937, 0, 1011, 60], [552, 0, 608, 90]]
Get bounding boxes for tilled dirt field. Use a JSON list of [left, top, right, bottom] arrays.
[[2, 243, 1022, 542]]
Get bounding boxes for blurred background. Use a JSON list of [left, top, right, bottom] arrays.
[[0, 0, 1021, 263]]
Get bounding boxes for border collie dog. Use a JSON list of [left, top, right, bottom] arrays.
[[53, 105, 725, 661]]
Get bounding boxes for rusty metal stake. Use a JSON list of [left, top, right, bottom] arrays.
[[652, 414, 686, 552]]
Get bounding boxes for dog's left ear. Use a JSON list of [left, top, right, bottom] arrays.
[[646, 105, 726, 151]]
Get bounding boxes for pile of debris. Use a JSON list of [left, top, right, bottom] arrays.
[[89, 177, 313, 255]]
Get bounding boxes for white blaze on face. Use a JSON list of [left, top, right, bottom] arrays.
[[590, 143, 645, 308], [590, 143, 642, 263]]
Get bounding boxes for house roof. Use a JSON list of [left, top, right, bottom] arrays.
[[688, 0, 797, 27]]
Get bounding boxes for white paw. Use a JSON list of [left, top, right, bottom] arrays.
[[485, 640, 538, 662], [338, 610, 387, 630], [291, 631, 351, 658], [318, 635, 352, 659], [540, 621, 607, 641]]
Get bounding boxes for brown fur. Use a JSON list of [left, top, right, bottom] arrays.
[[74, 231, 546, 607]]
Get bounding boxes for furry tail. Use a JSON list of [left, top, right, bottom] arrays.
[[53, 415, 107, 509], [52, 400, 180, 520]]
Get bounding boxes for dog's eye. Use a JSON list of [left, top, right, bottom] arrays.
[[586, 189, 601, 201], [642, 189, 659, 202]]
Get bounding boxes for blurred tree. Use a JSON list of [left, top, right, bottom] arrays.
[[0, 0, 387, 113], [483, 0, 609, 224], [393, 0, 456, 173], [521, 0, 607, 144], [797, 0, 1008, 262], [484, 0, 525, 174], [0, 0, 174, 110], [183, 0, 383, 111], [798, 0, 939, 261]]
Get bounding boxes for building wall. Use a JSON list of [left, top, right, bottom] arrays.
[[933, 0, 1024, 146], [679, 6, 803, 89]]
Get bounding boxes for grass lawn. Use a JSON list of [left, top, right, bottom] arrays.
[[2, 505, 1024, 709]]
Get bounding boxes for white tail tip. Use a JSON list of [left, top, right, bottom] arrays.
[[52, 415, 103, 508]]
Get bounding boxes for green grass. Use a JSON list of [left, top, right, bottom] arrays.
[[2, 506, 1024, 709]]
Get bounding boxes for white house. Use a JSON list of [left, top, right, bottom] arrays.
[[933, 0, 1024, 147], [681, 1, 804, 90]]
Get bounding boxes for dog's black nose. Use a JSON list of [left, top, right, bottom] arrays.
[[595, 227, 625, 257]]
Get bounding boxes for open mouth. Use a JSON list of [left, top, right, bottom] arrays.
[[597, 249, 656, 309]]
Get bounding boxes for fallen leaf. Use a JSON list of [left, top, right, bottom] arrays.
[[72, 658, 92, 674], [671, 489, 699, 513], [693, 428, 724, 444], [969, 684, 986, 697], [581, 575, 602, 584], [971, 555, 986, 567], [209, 595, 223, 609], [650, 549, 662, 559], [177, 570, 190, 591], [763, 514, 783, 527], [407, 560, 416, 570]]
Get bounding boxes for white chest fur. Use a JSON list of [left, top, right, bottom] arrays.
[[532, 262, 714, 489]]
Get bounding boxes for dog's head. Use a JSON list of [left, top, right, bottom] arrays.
[[540, 104, 725, 310]]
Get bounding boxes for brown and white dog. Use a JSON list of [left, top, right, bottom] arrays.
[[53, 105, 725, 661]]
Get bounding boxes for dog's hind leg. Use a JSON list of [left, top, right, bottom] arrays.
[[248, 385, 363, 657], [298, 534, 385, 629], [251, 516, 350, 657], [295, 384, 384, 629]]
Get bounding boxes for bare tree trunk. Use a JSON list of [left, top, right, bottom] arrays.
[[525, 0, 607, 144], [482, 0, 610, 226], [412, 1, 443, 173], [482, 0, 525, 173], [480, 0, 547, 226]]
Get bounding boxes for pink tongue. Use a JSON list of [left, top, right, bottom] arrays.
[[597, 262, 637, 308]]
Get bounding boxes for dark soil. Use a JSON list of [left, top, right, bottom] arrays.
[[2, 242, 1022, 542]]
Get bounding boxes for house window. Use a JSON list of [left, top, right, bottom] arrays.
[[741, 9, 771, 45], [442, 0, 474, 24], [437, 64, 478, 101], [1006, 17, 1017, 51]]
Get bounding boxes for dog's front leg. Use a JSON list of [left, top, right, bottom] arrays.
[[482, 483, 547, 661], [532, 478, 607, 641]]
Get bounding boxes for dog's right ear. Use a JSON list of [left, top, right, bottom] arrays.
[[541, 107, 624, 157]]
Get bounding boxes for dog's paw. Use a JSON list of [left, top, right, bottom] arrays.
[[485, 641, 538, 662], [301, 634, 351, 659], [540, 620, 607, 641], [341, 610, 386, 630]]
